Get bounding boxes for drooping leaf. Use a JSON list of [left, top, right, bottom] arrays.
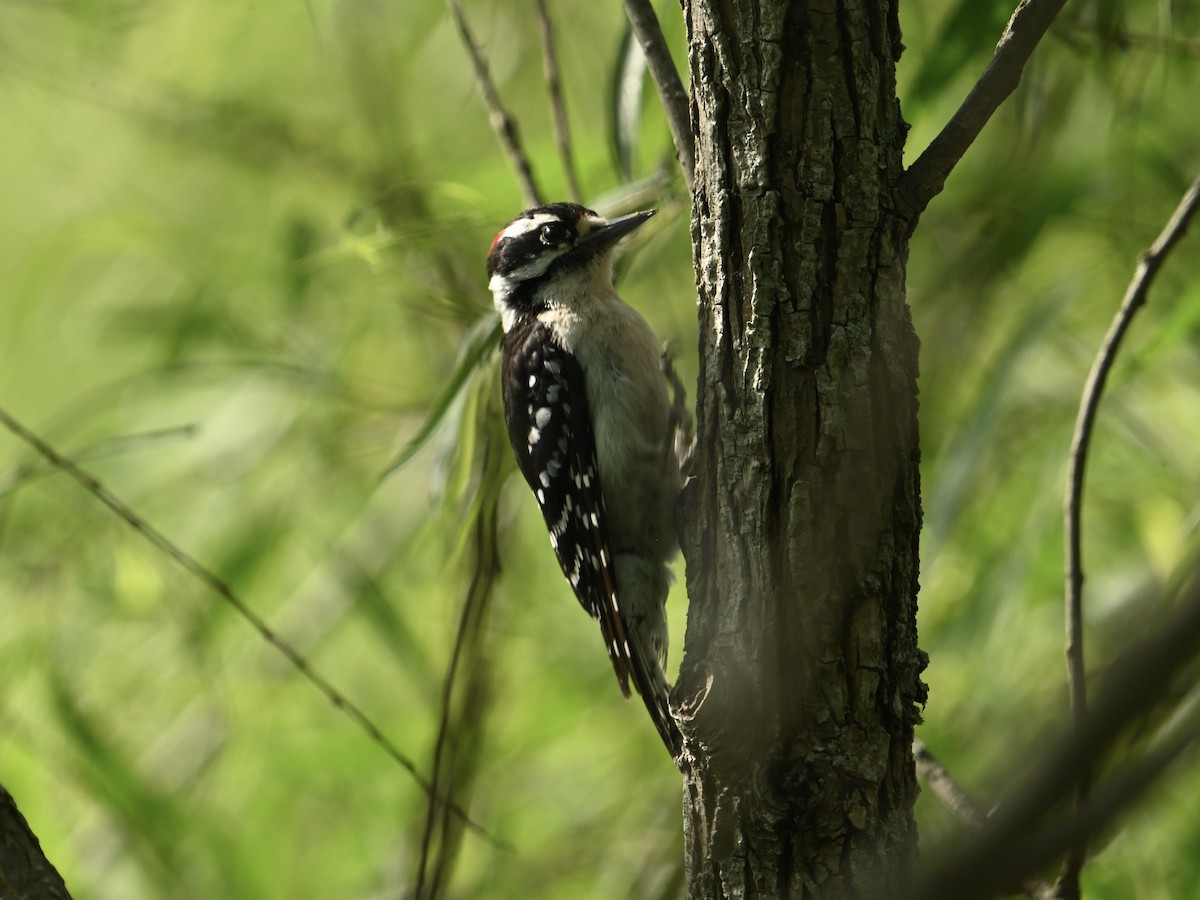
[[609, 22, 648, 182], [378, 314, 501, 481]]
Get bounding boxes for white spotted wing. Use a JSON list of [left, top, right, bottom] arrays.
[[501, 319, 636, 697]]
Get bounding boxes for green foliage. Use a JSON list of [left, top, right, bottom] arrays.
[[1, 0, 1198, 897], [907, 2, 1200, 892]]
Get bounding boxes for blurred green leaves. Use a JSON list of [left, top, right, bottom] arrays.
[[1, 0, 1199, 897], [908, 6, 1200, 893]]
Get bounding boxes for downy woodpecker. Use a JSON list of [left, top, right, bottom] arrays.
[[487, 202, 683, 758]]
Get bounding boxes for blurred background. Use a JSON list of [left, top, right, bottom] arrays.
[[1, 1, 1199, 897]]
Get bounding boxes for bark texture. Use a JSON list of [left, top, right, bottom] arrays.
[[0, 786, 73, 900], [676, 1, 925, 897]]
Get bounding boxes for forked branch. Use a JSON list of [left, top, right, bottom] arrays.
[[896, 0, 1068, 221]]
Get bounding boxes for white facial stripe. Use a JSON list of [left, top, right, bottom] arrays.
[[502, 250, 566, 285], [501, 213, 563, 241], [575, 214, 606, 237], [490, 209, 615, 332], [489, 272, 519, 331]]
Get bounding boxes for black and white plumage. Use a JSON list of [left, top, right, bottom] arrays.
[[487, 202, 683, 757]]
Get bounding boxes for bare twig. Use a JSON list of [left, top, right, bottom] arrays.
[[914, 739, 1056, 900], [0, 404, 503, 847], [444, 0, 542, 207], [1023, 731, 1198, 900], [916, 729, 1199, 900], [534, 0, 582, 203], [913, 738, 988, 829], [896, 0, 1068, 221], [621, 0, 694, 192], [1061, 19, 1200, 58], [1058, 172, 1200, 896], [0, 424, 197, 498], [414, 431, 504, 899], [913, 566, 1200, 900]]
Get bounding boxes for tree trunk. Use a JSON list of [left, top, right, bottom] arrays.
[[0, 785, 74, 900], [675, 1, 925, 896]]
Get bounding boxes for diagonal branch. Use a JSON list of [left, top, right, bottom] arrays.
[[445, 0, 542, 207], [621, 0, 694, 192], [0, 404, 503, 847], [1061, 19, 1200, 58], [913, 738, 988, 830], [1058, 171, 1200, 896], [913, 565, 1200, 900], [896, 0, 1068, 221], [914, 739, 1056, 900], [534, 0, 583, 203]]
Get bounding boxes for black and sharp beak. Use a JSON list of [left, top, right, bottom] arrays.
[[579, 209, 657, 255]]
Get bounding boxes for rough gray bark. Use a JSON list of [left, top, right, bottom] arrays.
[[675, 1, 925, 897], [0, 785, 74, 900]]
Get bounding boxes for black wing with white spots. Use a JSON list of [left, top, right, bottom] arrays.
[[500, 319, 637, 698]]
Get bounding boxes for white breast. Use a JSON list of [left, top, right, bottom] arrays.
[[537, 272, 677, 558]]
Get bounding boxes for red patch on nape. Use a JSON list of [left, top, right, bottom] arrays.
[[489, 229, 505, 255]]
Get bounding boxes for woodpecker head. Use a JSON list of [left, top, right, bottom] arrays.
[[487, 202, 655, 329]]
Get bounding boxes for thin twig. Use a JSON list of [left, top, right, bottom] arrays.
[[913, 739, 1056, 900], [1020, 731, 1198, 900], [913, 738, 988, 829], [427, 625, 493, 899], [534, 0, 582, 203], [896, 0, 1068, 221], [1060, 19, 1200, 58], [0, 404, 503, 848], [0, 424, 197, 498], [1058, 172, 1200, 896], [913, 565, 1200, 900], [445, 0, 542, 207], [915, 728, 1200, 900], [414, 432, 504, 899], [621, 0, 694, 193]]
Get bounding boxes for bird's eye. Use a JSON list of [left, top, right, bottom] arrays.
[[540, 222, 570, 245]]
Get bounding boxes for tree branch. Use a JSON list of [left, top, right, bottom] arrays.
[[914, 739, 1056, 900], [444, 0, 542, 207], [895, 0, 1068, 221], [1061, 19, 1200, 58], [917, 729, 1199, 900], [914, 564, 1200, 900], [534, 0, 582, 203], [0, 404, 502, 847], [1058, 171, 1200, 896], [621, 0, 694, 192], [913, 738, 987, 830]]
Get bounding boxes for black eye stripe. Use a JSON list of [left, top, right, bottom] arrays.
[[487, 202, 599, 279]]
